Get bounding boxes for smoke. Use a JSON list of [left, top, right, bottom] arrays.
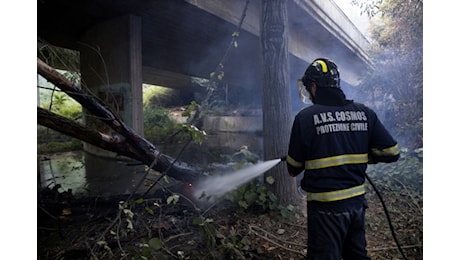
[[146, 0, 422, 150]]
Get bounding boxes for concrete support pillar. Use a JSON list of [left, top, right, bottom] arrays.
[[79, 14, 143, 158], [77, 14, 144, 195]]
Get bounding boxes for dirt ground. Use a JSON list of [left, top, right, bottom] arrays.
[[37, 183, 422, 260]]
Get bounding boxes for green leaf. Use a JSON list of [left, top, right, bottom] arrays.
[[258, 193, 267, 203], [192, 217, 203, 225], [238, 200, 249, 209], [244, 191, 257, 204], [97, 240, 107, 246], [145, 206, 154, 215], [241, 237, 251, 246], [266, 176, 275, 184], [204, 218, 214, 223], [123, 209, 134, 219], [118, 200, 126, 209], [126, 219, 134, 230], [181, 124, 207, 143], [217, 71, 224, 80], [268, 191, 277, 202], [148, 238, 163, 251], [166, 194, 180, 204]]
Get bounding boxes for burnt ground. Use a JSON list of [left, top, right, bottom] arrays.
[[37, 181, 422, 260]]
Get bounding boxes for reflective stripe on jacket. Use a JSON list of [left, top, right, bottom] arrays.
[[305, 153, 368, 170], [307, 184, 366, 202]]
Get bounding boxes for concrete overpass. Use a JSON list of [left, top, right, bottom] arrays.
[[38, 0, 372, 155], [38, 0, 371, 83]]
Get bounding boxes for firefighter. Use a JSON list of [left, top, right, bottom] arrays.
[[286, 58, 400, 260]]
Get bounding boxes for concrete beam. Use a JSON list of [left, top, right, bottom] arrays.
[[294, 0, 371, 64], [142, 67, 209, 91], [185, 0, 373, 86]]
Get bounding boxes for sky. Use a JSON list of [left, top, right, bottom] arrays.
[[333, 0, 371, 38]]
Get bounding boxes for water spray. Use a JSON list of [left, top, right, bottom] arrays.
[[192, 157, 286, 201]]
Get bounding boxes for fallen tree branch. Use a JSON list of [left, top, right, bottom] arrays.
[[37, 58, 202, 183], [38, 107, 126, 152]]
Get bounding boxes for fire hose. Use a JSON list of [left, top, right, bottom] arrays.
[[364, 172, 408, 260]]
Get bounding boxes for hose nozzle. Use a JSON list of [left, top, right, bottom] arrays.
[[280, 155, 287, 161]]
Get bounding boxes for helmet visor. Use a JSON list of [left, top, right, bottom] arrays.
[[297, 79, 311, 104]]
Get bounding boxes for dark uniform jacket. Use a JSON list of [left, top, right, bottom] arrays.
[[287, 88, 399, 203]]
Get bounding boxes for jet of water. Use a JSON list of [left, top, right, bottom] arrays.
[[192, 158, 281, 201]]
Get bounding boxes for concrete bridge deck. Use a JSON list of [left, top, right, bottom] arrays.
[[38, 0, 371, 90]]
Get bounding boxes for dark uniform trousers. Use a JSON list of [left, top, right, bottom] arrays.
[[306, 198, 371, 260]]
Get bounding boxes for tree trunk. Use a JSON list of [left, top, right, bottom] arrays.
[[260, 0, 301, 207], [37, 58, 201, 184]]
